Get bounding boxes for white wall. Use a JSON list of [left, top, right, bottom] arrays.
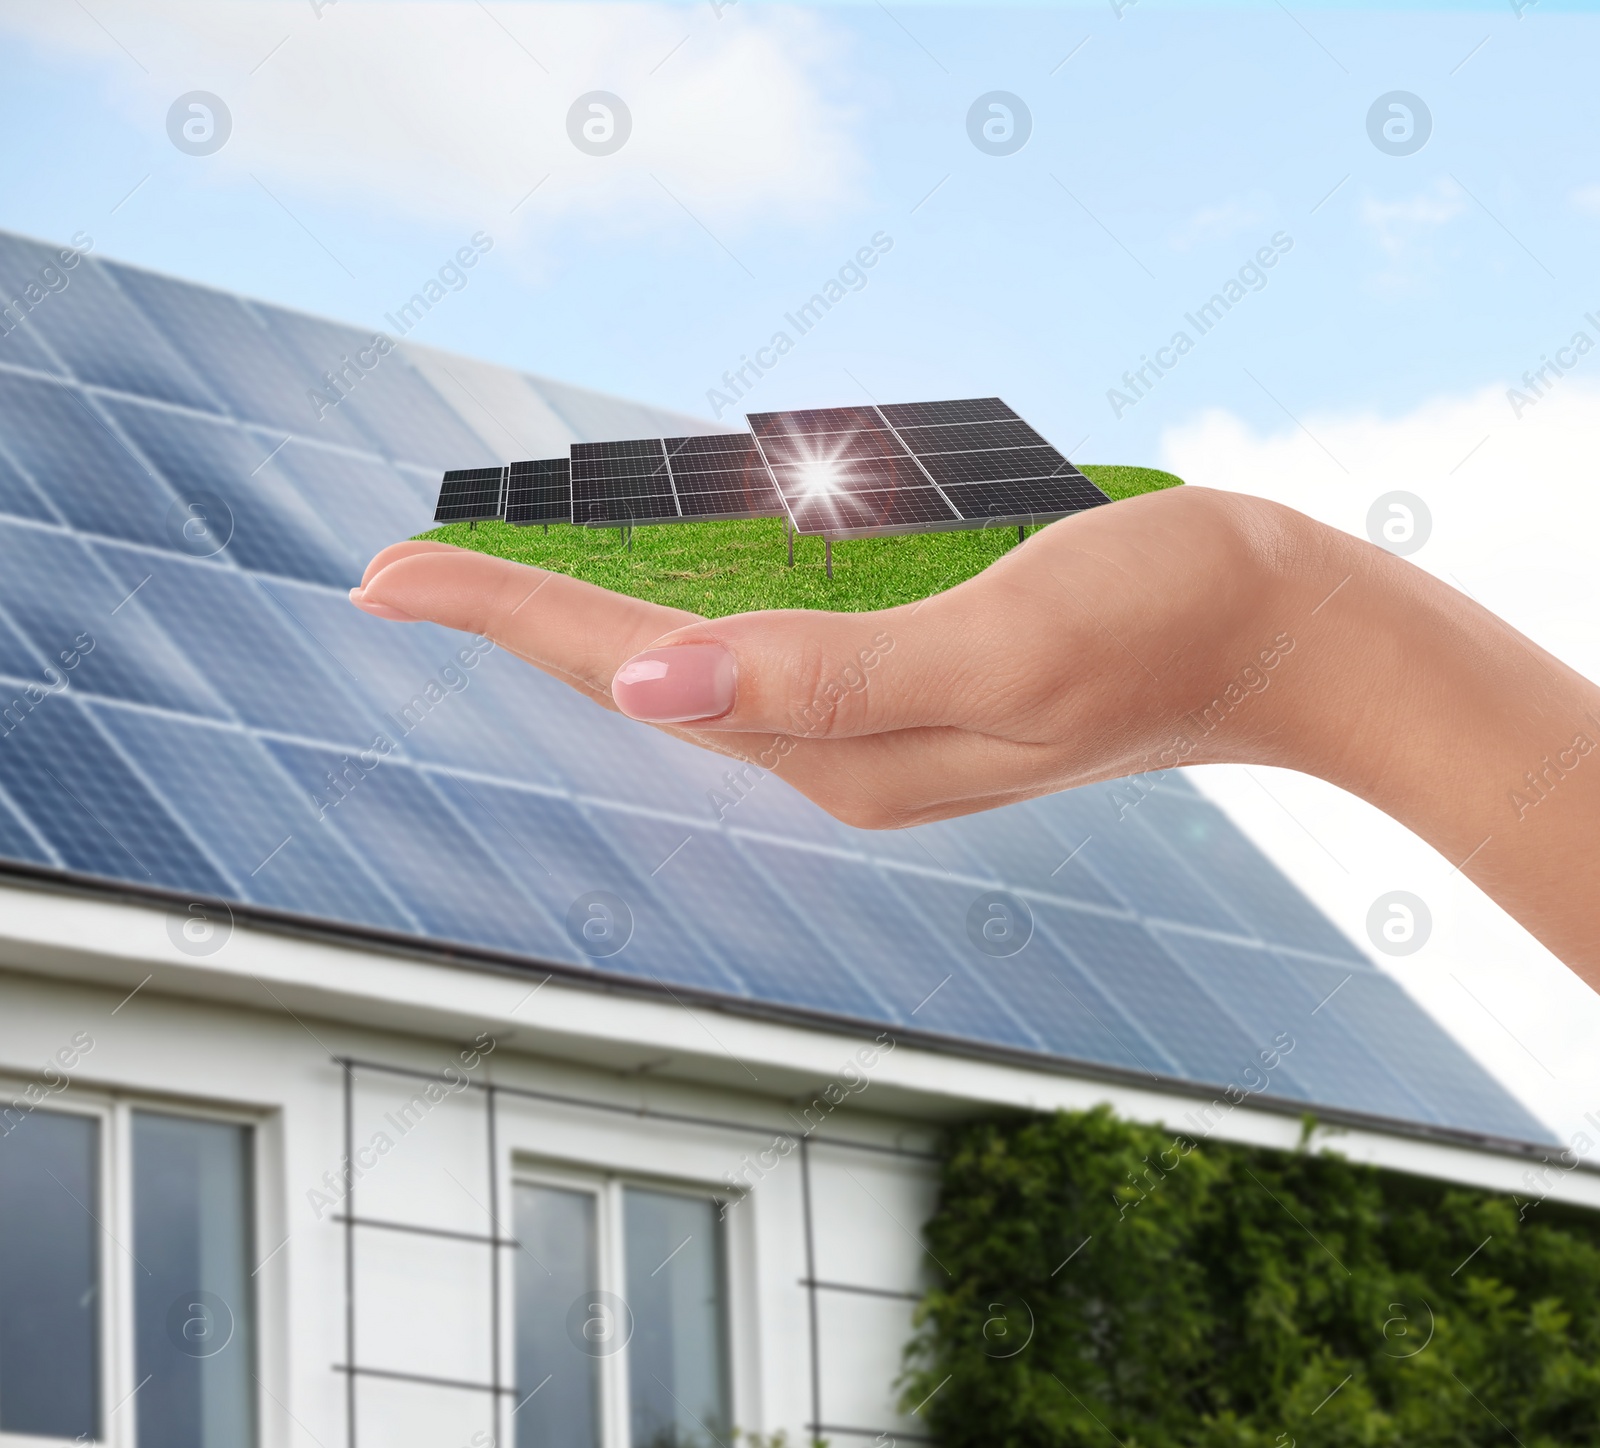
[[3, 882, 1598, 1445], [0, 959, 939, 1447]]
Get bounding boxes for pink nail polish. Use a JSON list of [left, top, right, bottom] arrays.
[[349, 588, 420, 623], [612, 645, 736, 723]]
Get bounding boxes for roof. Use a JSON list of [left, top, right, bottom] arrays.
[[0, 229, 1553, 1148]]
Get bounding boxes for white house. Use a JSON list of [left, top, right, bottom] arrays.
[[0, 230, 1587, 1448]]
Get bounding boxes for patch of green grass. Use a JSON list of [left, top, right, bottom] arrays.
[[415, 464, 1181, 617], [1078, 463, 1184, 502]]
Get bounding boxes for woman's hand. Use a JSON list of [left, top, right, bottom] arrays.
[[352, 485, 1600, 979]]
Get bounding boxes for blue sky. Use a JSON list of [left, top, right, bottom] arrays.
[[2, 1, 1597, 465]]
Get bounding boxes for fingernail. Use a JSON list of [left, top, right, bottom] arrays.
[[349, 587, 420, 623], [611, 645, 736, 723]]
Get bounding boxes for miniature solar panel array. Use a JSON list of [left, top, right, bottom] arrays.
[[0, 227, 1551, 1145], [436, 396, 1112, 539]]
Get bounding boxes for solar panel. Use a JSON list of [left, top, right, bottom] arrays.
[[878, 397, 1018, 427], [750, 398, 1112, 537], [570, 438, 677, 526], [747, 408, 955, 539], [505, 457, 571, 526], [433, 466, 505, 524], [665, 433, 785, 521]]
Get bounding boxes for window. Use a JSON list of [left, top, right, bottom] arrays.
[[514, 1176, 731, 1448], [131, 1112, 256, 1448], [0, 1101, 256, 1447], [0, 1109, 99, 1439]]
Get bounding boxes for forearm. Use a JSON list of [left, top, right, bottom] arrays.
[[1246, 507, 1600, 976]]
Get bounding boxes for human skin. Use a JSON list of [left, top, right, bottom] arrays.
[[351, 486, 1600, 983]]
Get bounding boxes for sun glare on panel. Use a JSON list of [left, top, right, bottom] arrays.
[[799, 460, 839, 494]]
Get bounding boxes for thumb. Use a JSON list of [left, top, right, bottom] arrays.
[[611, 605, 984, 738]]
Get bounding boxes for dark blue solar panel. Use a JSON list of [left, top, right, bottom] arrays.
[[259, 580, 569, 791], [1132, 784, 1365, 962], [878, 867, 1171, 1070], [1034, 782, 1252, 934], [0, 434, 61, 524], [0, 522, 225, 717], [1274, 952, 1548, 1140], [926, 799, 1123, 912], [0, 782, 52, 865], [1149, 927, 1436, 1122], [0, 602, 46, 680], [0, 229, 1551, 1148], [100, 397, 356, 587], [583, 805, 900, 1019], [263, 309, 490, 472], [262, 739, 567, 956], [269, 440, 434, 562], [0, 237, 218, 412], [1038, 902, 1269, 1090], [103, 264, 376, 452], [93, 703, 415, 930], [429, 776, 741, 994], [92, 543, 375, 744], [0, 371, 181, 549], [731, 837, 1038, 1044], [0, 308, 68, 376], [0, 689, 229, 893]]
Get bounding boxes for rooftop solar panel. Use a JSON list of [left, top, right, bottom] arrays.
[[0, 229, 1551, 1149], [433, 466, 506, 524], [505, 457, 571, 526]]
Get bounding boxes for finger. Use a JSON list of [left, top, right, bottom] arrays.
[[608, 579, 1050, 739], [667, 719, 1068, 828], [355, 547, 701, 705], [357, 539, 461, 590]]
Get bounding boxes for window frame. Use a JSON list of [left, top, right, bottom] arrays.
[[509, 1160, 739, 1448], [0, 1080, 265, 1448]]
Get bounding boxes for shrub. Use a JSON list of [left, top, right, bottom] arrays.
[[902, 1107, 1600, 1446]]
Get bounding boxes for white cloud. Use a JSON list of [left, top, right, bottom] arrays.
[[1161, 382, 1600, 1144], [1570, 182, 1600, 216], [1360, 178, 1466, 263], [4, 1, 863, 231], [1166, 199, 1266, 253]]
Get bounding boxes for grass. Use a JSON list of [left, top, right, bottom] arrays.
[[415, 464, 1183, 617]]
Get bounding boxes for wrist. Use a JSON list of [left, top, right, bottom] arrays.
[[1221, 500, 1600, 970]]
